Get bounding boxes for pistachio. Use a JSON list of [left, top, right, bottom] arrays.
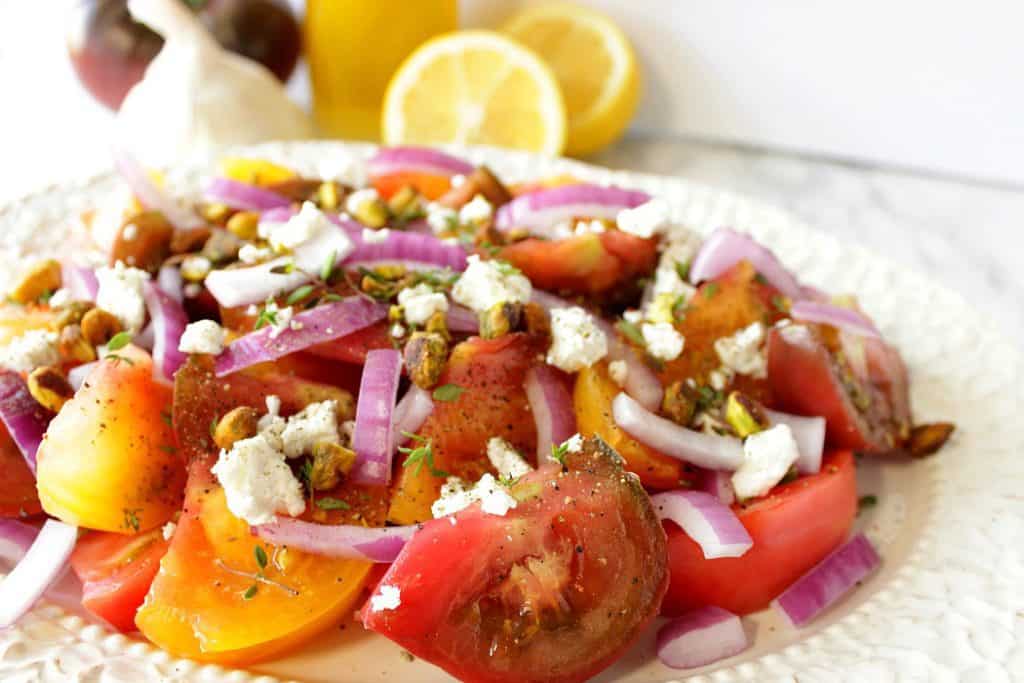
[[213, 406, 260, 451], [266, 177, 322, 203], [309, 441, 357, 491], [58, 325, 97, 364], [225, 211, 260, 241], [180, 255, 213, 282], [170, 226, 213, 254], [403, 332, 449, 389], [505, 227, 530, 243], [314, 181, 344, 211], [27, 366, 74, 413], [10, 259, 62, 304], [724, 391, 769, 438], [387, 185, 422, 222], [424, 310, 450, 341], [522, 302, 551, 341], [438, 166, 512, 209], [479, 301, 524, 340], [201, 229, 242, 263], [373, 264, 407, 280], [388, 305, 404, 323], [908, 422, 954, 458], [662, 380, 700, 426], [351, 197, 389, 229], [200, 203, 232, 224], [80, 308, 122, 347], [52, 301, 95, 331], [110, 211, 173, 273]]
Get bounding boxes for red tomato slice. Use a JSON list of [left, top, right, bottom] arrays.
[[662, 450, 857, 616], [0, 423, 41, 518], [371, 171, 452, 200], [766, 323, 906, 453], [365, 437, 668, 683], [307, 321, 393, 365], [71, 528, 170, 632]]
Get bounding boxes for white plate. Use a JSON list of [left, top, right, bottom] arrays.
[[1, 142, 1021, 683]]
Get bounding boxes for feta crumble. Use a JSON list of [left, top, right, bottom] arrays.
[[731, 424, 800, 499], [714, 321, 767, 378], [641, 322, 685, 361], [178, 319, 226, 355], [616, 198, 672, 238], [278, 400, 339, 458], [390, 323, 406, 338], [238, 243, 273, 264], [397, 283, 449, 326], [486, 437, 532, 479], [708, 367, 733, 392], [318, 155, 366, 187], [575, 219, 607, 235], [425, 203, 458, 235], [431, 477, 475, 518], [345, 188, 380, 216], [477, 474, 518, 516], [623, 309, 643, 325], [211, 432, 306, 526], [162, 521, 177, 541], [362, 228, 390, 244], [458, 195, 493, 225], [608, 359, 628, 387], [370, 584, 402, 612], [546, 307, 608, 372], [430, 473, 518, 518], [263, 201, 334, 252], [0, 330, 59, 373], [261, 302, 294, 339], [47, 288, 72, 308], [451, 255, 532, 314], [96, 261, 150, 333], [563, 433, 583, 453]]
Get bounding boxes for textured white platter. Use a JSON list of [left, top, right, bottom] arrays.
[[1, 142, 1022, 683]]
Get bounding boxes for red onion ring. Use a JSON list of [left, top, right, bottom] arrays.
[[344, 230, 468, 272], [253, 520, 417, 563], [651, 490, 752, 559], [689, 228, 802, 299], [61, 263, 98, 302], [764, 409, 826, 474], [0, 519, 78, 628], [367, 146, 473, 178], [697, 469, 735, 506], [657, 606, 749, 670], [392, 385, 434, 447], [351, 349, 403, 486], [203, 177, 292, 212], [790, 300, 881, 338], [494, 184, 650, 237], [0, 371, 51, 474], [156, 265, 184, 303], [142, 282, 188, 381], [524, 365, 576, 462], [111, 147, 203, 230]]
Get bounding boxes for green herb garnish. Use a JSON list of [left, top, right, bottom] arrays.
[[550, 441, 569, 466], [315, 497, 350, 510], [674, 260, 691, 282], [703, 282, 720, 300], [432, 383, 465, 402], [243, 584, 258, 600], [399, 432, 447, 477], [286, 284, 315, 305], [123, 508, 141, 532], [254, 545, 268, 570], [616, 320, 645, 346], [858, 495, 878, 513], [106, 331, 133, 351]]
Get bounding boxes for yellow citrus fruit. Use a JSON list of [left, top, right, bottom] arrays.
[[502, 3, 640, 156], [382, 30, 567, 155]]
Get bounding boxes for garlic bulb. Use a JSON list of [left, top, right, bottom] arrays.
[[117, 0, 315, 166]]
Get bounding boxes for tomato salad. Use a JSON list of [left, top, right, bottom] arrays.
[[0, 147, 953, 680]]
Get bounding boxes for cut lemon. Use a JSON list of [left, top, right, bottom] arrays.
[[382, 30, 567, 155], [502, 3, 640, 156]]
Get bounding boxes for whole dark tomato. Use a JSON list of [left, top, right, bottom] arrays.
[[66, 0, 301, 110]]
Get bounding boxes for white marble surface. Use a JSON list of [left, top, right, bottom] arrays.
[[594, 136, 1024, 346]]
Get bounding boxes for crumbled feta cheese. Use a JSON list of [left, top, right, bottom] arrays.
[[183, 283, 202, 298], [652, 262, 696, 301], [263, 201, 333, 252], [450, 174, 466, 188], [486, 437, 532, 479], [708, 367, 733, 392], [623, 309, 643, 325], [180, 255, 212, 281], [546, 307, 608, 372], [714, 321, 767, 378], [641, 322, 685, 361], [608, 360, 628, 387], [476, 474, 518, 516], [279, 400, 339, 458], [261, 302, 294, 339], [0, 330, 59, 373], [121, 222, 139, 241], [616, 198, 672, 238], [370, 584, 402, 612], [162, 521, 176, 541], [431, 473, 518, 518], [390, 323, 406, 338], [318, 155, 366, 187], [645, 293, 679, 325], [731, 424, 800, 499], [178, 319, 226, 355], [575, 219, 607, 235], [563, 433, 583, 453], [550, 220, 574, 240], [431, 477, 474, 518], [397, 283, 448, 326], [238, 243, 273, 264], [47, 288, 72, 308], [211, 432, 306, 526], [345, 188, 381, 216], [459, 195, 493, 225], [425, 203, 458, 235], [96, 261, 150, 333], [362, 228, 390, 244], [451, 255, 532, 314]]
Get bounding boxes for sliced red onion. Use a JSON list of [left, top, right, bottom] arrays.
[[446, 304, 479, 334], [260, 205, 298, 224], [203, 177, 291, 212], [215, 297, 387, 376], [0, 519, 37, 568], [765, 409, 826, 474], [111, 147, 203, 230], [689, 228, 802, 299], [135, 322, 155, 351], [351, 349, 402, 486], [495, 184, 650, 237], [772, 533, 880, 628], [651, 490, 752, 559], [657, 606, 749, 670], [612, 392, 743, 471], [0, 519, 78, 628], [697, 469, 735, 506], [791, 300, 880, 339], [157, 264, 184, 303], [529, 290, 662, 411], [392, 385, 434, 447], [344, 230, 467, 272], [525, 365, 576, 463], [61, 263, 98, 301], [367, 146, 473, 178], [253, 519, 417, 563], [68, 362, 98, 392], [0, 371, 51, 474], [142, 282, 188, 380], [839, 329, 870, 384]]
